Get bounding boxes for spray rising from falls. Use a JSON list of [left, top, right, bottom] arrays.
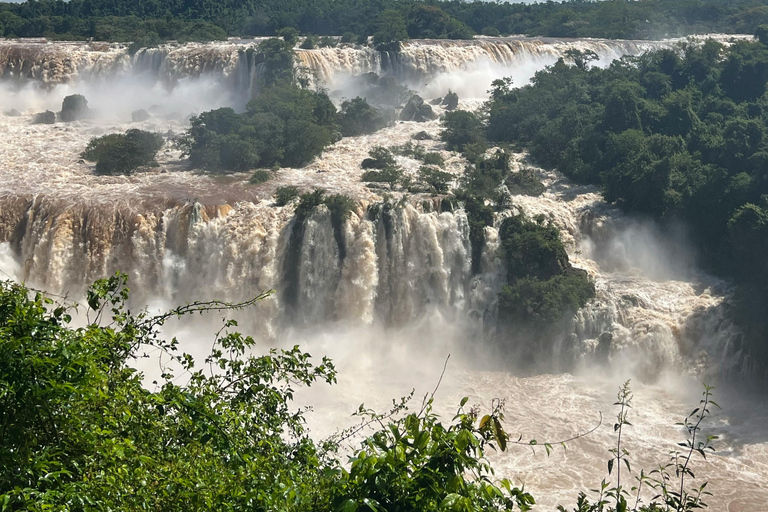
[[0, 36, 675, 110], [1, 36, 765, 509]]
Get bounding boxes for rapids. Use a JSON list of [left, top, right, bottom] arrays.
[[0, 35, 765, 511]]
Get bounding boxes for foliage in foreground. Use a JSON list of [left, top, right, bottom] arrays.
[[0, 275, 720, 512], [81, 129, 163, 175]]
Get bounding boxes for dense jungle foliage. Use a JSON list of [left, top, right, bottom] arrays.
[[3, 0, 768, 43], [81, 129, 164, 175], [484, 35, 768, 359], [176, 38, 390, 173], [0, 274, 720, 512]]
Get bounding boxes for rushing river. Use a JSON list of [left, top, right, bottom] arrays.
[[0, 35, 765, 511]]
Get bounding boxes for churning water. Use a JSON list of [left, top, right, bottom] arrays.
[[0, 35, 765, 510]]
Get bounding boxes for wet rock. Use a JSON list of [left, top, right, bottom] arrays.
[[442, 90, 459, 110], [429, 97, 443, 105], [412, 130, 432, 141], [3, 109, 21, 117], [59, 94, 91, 122], [131, 109, 150, 122], [31, 110, 56, 124], [399, 95, 437, 122]]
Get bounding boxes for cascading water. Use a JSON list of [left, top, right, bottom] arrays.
[[1, 35, 766, 511]]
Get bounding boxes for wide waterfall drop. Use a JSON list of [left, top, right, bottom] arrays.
[[1, 35, 767, 510]]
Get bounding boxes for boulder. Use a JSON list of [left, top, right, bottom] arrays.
[[131, 109, 151, 122], [442, 91, 459, 110], [3, 109, 21, 117], [60, 94, 90, 122], [412, 130, 432, 141], [399, 95, 438, 122], [31, 110, 56, 124]]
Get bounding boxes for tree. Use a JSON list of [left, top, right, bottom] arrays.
[[373, 10, 408, 50], [82, 129, 164, 175], [338, 97, 390, 136], [441, 110, 485, 153]]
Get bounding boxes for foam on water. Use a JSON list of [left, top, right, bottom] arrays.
[[0, 35, 764, 511]]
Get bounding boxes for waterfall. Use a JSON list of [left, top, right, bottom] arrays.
[[0, 36, 678, 103]]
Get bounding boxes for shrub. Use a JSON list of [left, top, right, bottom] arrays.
[[418, 165, 453, 194], [275, 185, 300, 206], [318, 36, 337, 48], [82, 129, 163, 175], [497, 213, 594, 330], [179, 83, 338, 173], [300, 35, 316, 49], [422, 152, 444, 166], [441, 110, 485, 153], [361, 165, 403, 188], [340, 32, 356, 43], [361, 146, 396, 169], [338, 97, 390, 136], [506, 167, 546, 196], [249, 169, 273, 183]]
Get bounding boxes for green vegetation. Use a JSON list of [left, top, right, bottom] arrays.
[[274, 185, 300, 206], [81, 129, 164, 175], [486, 35, 768, 358], [418, 165, 453, 194], [441, 110, 486, 155], [249, 169, 273, 183], [2, 0, 768, 43], [178, 41, 338, 173], [338, 97, 391, 137], [0, 274, 720, 512], [506, 168, 546, 197], [498, 213, 594, 334]]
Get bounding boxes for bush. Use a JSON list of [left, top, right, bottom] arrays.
[[82, 129, 164, 175], [275, 185, 300, 206], [497, 213, 594, 330], [441, 110, 485, 153], [318, 36, 337, 48], [418, 165, 453, 194], [392, 141, 426, 160], [361, 146, 396, 169], [422, 152, 445, 166], [179, 83, 339, 173], [249, 170, 273, 184], [300, 35, 316, 49], [506, 167, 546, 196], [361, 165, 403, 188], [338, 97, 390, 136], [60, 94, 90, 122], [340, 32, 356, 43]]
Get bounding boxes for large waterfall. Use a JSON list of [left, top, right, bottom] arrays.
[[1, 35, 766, 510]]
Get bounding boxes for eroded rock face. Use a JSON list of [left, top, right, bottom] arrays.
[[400, 95, 437, 122], [31, 110, 55, 124]]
